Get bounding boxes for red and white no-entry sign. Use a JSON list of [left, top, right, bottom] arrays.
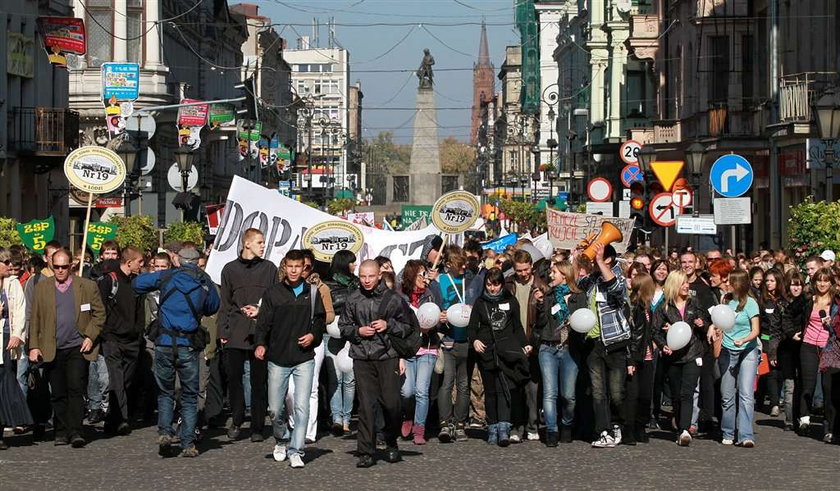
[[649, 192, 679, 227], [587, 178, 613, 202]]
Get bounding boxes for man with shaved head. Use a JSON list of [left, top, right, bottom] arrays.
[[339, 259, 414, 468]]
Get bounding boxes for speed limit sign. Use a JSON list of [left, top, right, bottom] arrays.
[[619, 140, 642, 165]]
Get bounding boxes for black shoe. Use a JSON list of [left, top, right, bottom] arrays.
[[70, 435, 86, 448], [560, 426, 573, 443], [33, 425, 46, 442], [545, 431, 559, 447], [251, 431, 264, 443], [88, 409, 105, 425], [637, 425, 650, 444], [356, 455, 375, 468], [54, 435, 70, 446], [227, 425, 241, 441], [117, 422, 132, 436], [438, 424, 453, 443], [385, 447, 401, 463], [331, 422, 344, 437], [0, 439, 8, 450], [158, 434, 174, 456]]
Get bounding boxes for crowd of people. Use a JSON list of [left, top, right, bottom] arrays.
[[0, 231, 838, 469]]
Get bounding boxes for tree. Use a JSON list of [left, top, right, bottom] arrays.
[[327, 198, 356, 216], [440, 137, 474, 174], [108, 215, 158, 253], [367, 131, 410, 174], [164, 221, 206, 246], [0, 217, 20, 248], [788, 197, 840, 266]]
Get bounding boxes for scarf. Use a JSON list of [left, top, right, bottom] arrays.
[[553, 284, 571, 324], [482, 288, 504, 302], [410, 288, 425, 307]]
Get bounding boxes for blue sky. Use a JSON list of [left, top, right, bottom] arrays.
[[255, 0, 520, 143]]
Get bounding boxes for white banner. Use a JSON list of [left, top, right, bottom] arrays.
[[546, 208, 635, 253], [206, 177, 440, 284]]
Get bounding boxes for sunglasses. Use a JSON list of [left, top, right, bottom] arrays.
[[0, 259, 10, 266], [53, 264, 70, 270]]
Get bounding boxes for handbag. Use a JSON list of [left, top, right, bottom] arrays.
[[819, 336, 840, 372], [758, 353, 771, 376]]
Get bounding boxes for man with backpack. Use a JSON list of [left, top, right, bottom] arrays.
[[97, 246, 145, 435], [339, 260, 416, 468], [254, 249, 325, 469], [133, 246, 220, 457]]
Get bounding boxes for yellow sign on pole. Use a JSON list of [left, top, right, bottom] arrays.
[[650, 160, 684, 192]]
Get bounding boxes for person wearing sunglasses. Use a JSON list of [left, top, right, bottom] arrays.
[[28, 248, 105, 448], [0, 247, 32, 449]]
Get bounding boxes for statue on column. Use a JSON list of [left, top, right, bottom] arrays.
[[416, 48, 435, 89]]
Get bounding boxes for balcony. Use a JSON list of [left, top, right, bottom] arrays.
[[8, 107, 80, 156], [626, 14, 659, 61], [627, 120, 682, 145]]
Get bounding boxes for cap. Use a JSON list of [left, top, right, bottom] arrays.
[[178, 248, 200, 261], [821, 250, 836, 262], [163, 241, 183, 254]]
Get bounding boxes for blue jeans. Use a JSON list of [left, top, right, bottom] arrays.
[[268, 359, 315, 457], [154, 346, 200, 449], [401, 354, 437, 426], [327, 351, 355, 426], [243, 359, 252, 409], [539, 344, 579, 432], [719, 345, 760, 443], [87, 354, 109, 412]]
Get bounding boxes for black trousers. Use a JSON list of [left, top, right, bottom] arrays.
[[224, 348, 267, 430], [44, 347, 89, 439], [203, 354, 225, 424], [355, 358, 401, 456], [698, 350, 717, 422], [478, 366, 521, 425], [667, 361, 701, 432], [625, 360, 654, 431], [799, 342, 821, 418], [102, 338, 140, 425]]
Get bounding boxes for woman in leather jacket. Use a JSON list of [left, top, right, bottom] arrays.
[[625, 272, 656, 445], [759, 269, 787, 417], [324, 250, 359, 435], [652, 270, 712, 446], [778, 271, 805, 430]]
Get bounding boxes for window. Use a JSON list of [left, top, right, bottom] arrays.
[[126, 1, 144, 63], [393, 176, 409, 202], [442, 176, 459, 194], [709, 36, 729, 103], [86, 1, 113, 66], [297, 64, 309, 72], [741, 35, 754, 103], [297, 80, 309, 95], [314, 80, 322, 94]]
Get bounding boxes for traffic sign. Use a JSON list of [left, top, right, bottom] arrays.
[[650, 160, 684, 192], [676, 215, 717, 235], [620, 164, 643, 187], [710, 154, 753, 197], [672, 188, 692, 210], [167, 163, 198, 192], [713, 197, 752, 225], [139, 147, 155, 175], [649, 192, 679, 227], [585, 201, 614, 217], [587, 178, 613, 202], [619, 140, 642, 165]]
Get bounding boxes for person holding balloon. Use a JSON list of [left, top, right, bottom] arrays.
[[651, 270, 712, 447], [398, 260, 443, 445], [715, 269, 761, 447], [468, 267, 531, 447]]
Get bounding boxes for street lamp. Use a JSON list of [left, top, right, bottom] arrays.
[[637, 145, 656, 177], [175, 148, 195, 194], [813, 87, 840, 202], [116, 139, 138, 216], [685, 141, 705, 213]]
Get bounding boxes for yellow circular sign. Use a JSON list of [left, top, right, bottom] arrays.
[[302, 220, 365, 263], [63, 146, 127, 195], [431, 191, 480, 234]]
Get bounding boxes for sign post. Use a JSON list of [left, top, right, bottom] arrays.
[[710, 154, 754, 253], [430, 191, 480, 270], [64, 146, 127, 276]]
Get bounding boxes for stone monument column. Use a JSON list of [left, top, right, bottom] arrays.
[[410, 49, 442, 205]]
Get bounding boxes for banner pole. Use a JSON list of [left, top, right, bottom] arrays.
[[78, 192, 94, 277], [430, 233, 448, 272]]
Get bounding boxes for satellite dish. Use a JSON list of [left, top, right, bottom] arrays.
[[65, 54, 82, 71], [167, 163, 198, 192], [140, 148, 156, 175], [124, 113, 157, 138]]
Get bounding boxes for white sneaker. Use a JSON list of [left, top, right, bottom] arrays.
[[289, 454, 304, 468], [591, 431, 616, 448], [509, 434, 522, 443], [273, 444, 287, 462], [721, 438, 734, 445], [612, 424, 622, 445], [526, 432, 540, 441], [799, 416, 811, 427], [677, 430, 692, 446]]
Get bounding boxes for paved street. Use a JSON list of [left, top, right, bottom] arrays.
[[0, 410, 837, 490]]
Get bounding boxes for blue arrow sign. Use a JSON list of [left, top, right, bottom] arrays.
[[710, 154, 753, 198]]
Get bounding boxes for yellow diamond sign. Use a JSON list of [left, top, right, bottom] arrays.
[[650, 160, 684, 192]]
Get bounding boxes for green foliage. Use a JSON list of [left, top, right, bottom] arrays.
[[787, 197, 840, 266], [499, 199, 546, 232], [163, 221, 205, 246], [327, 198, 356, 216], [367, 131, 411, 174], [107, 215, 158, 253], [0, 217, 20, 248]]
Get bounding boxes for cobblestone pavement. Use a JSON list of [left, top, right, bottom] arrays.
[[0, 411, 837, 490]]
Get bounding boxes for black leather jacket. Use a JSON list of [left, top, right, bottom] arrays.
[[629, 301, 654, 363], [651, 296, 711, 364]]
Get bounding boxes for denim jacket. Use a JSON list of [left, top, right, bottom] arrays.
[[578, 262, 631, 348]]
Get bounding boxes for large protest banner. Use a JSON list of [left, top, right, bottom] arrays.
[[206, 176, 439, 284], [546, 208, 635, 253]]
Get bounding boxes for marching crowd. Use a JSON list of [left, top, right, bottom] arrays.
[[0, 231, 839, 469]]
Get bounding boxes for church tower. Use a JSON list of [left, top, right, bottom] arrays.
[[471, 21, 495, 145]]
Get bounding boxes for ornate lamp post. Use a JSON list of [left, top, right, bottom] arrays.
[[813, 88, 840, 202]]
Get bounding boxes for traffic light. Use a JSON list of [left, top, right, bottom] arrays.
[[629, 181, 645, 212], [236, 77, 259, 121]]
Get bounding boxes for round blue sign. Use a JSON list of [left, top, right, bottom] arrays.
[[710, 154, 753, 198]]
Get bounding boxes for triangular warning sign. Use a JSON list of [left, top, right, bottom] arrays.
[[650, 160, 684, 192]]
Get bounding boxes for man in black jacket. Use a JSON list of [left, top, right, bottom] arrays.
[[98, 246, 145, 435], [255, 249, 325, 469], [218, 228, 277, 441], [339, 260, 413, 468]]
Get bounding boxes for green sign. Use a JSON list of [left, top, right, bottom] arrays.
[[209, 103, 236, 127], [86, 221, 118, 257], [16, 217, 55, 253], [401, 205, 432, 226]]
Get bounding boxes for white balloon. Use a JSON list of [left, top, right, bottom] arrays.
[[519, 244, 544, 262], [666, 321, 692, 351], [447, 303, 473, 328], [326, 317, 341, 338], [416, 302, 442, 330], [569, 308, 597, 333], [710, 304, 737, 333], [336, 345, 354, 374], [535, 240, 554, 260]]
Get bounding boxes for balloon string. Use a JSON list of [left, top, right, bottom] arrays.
[[447, 273, 464, 305]]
